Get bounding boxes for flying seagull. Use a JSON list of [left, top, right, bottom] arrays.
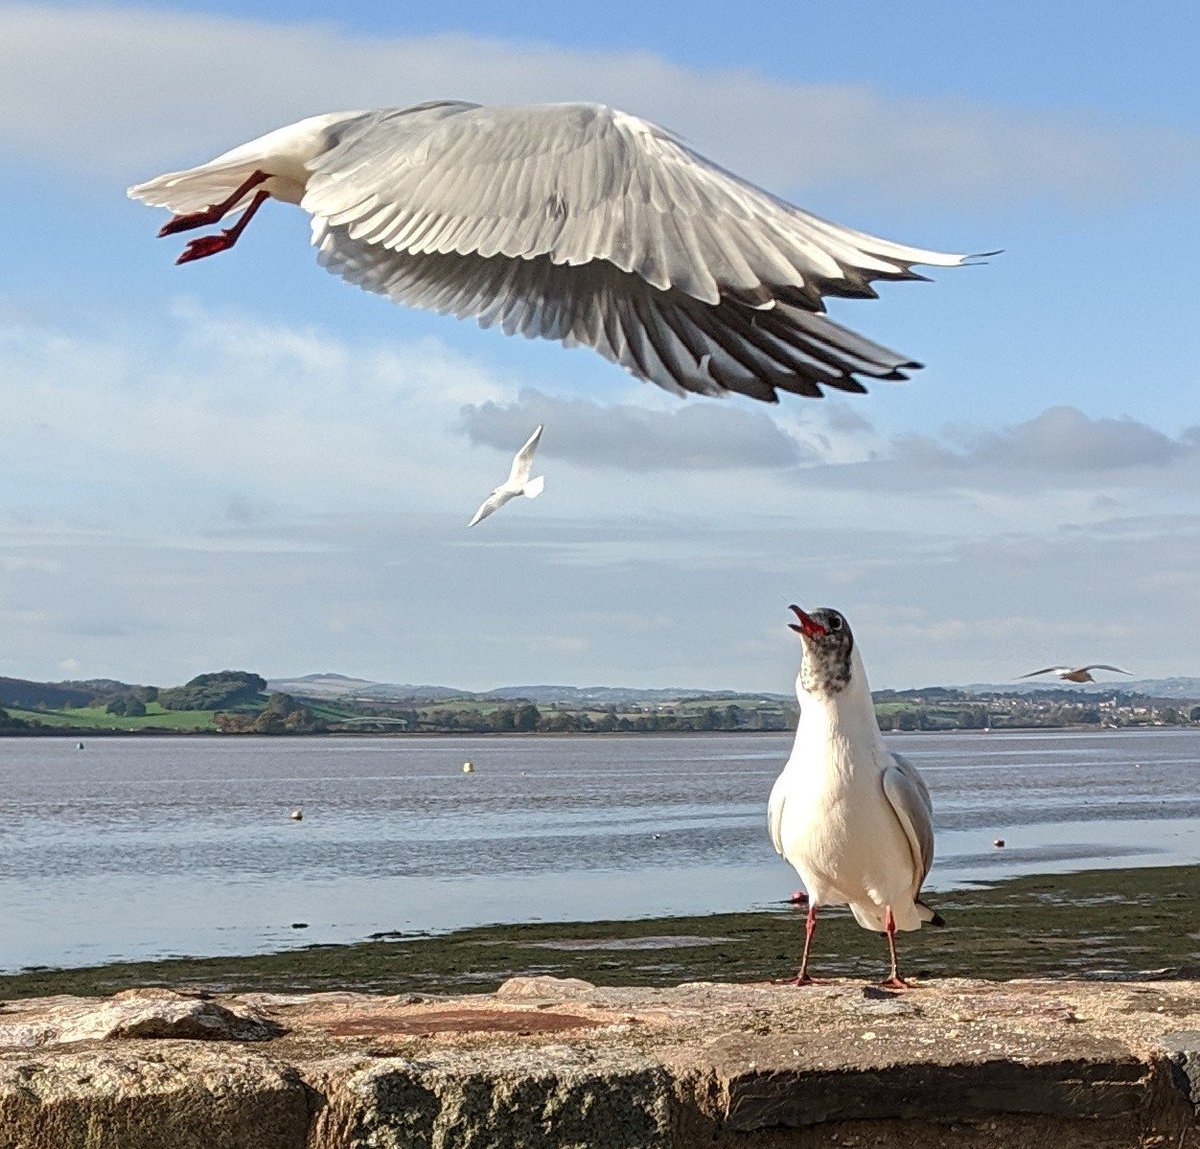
[[768, 605, 942, 988], [129, 101, 987, 404], [1018, 664, 1132, 683], [467, 424, 545, 528]]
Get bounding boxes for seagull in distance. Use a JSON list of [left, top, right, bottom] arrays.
[[768, 605, 942, 988], [129, 101, 988, 404], [1018, 664, 1132, 683], [467, 424, 545, 528]]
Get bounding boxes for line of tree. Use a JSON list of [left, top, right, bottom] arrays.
[[340, 702, 795, 734], [213, 692, 326, 734]]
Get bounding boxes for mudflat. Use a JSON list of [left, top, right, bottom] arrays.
[[2, 864, 1196, 1000]]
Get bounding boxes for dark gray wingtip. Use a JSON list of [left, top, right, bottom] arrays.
[[961, 248, 1004, 266], [918, 899, 945, 927]]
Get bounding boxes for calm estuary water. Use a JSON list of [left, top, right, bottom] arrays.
[[0, 729, 1197, 971]]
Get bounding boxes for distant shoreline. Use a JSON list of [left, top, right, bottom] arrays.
[[1, 723, 1193, 740]]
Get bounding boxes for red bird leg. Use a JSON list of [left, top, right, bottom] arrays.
[[879, 906, 912, 990], [176, 190, 270, 265], [158, 170, 271, 236], [776, 902, 824, 986]]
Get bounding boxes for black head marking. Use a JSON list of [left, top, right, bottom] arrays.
[[793, 607, 855, 696]]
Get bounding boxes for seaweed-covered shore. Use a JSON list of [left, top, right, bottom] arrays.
[[2, 864, 1196, 1000]]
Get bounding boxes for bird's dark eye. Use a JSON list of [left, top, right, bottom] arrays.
[[828, 615, 843, 632]]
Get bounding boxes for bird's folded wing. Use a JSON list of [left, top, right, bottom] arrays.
[[313, 217, 924, 401], [301, 102, 970, 313], [882, 754, 935, 890], [766, 771, 788, 855]]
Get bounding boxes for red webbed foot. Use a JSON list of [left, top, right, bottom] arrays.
[[159, 208, 225, 237], [176, 233, 238, 264], [173, 189, 270, 264]]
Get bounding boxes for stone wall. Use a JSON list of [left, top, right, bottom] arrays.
[[0, 978, 1197, 1147]]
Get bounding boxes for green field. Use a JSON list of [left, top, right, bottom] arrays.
[[4, 701, 218, 732]]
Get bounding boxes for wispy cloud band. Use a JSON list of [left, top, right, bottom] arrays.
[[1, 4, 1195, 211]]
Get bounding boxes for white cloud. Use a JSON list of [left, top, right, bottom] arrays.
[[0, 4, 1195, 210], [0, 493, 1196, 690], [0, 301, 507, 516], [1, 297, 1197, 690], [932, 406, 1189, 470], [460, 389, 808, 471], [793, 407, 1200, 506]]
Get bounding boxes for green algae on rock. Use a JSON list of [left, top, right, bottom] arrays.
[[0, 865, 1196, 1001]]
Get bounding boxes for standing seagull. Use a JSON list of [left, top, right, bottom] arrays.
[[129, 101, 987, 404], [1018, 664, 1132, 683], [768, 605, 942, 988], [467, 424, 545, 528]]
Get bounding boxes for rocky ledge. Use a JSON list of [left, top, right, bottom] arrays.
[[0, 977, 1197, 1148]]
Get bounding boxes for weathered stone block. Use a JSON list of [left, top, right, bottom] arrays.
[[338, 1055, 675, 1149], [0, 1046, 310, 1149], [723, 1056, 1150, 1130], [1158, 1029, 1200, 1112]]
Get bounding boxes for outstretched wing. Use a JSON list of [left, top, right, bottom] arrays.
[[467, 489, 512, 528], [507, 424, 543, 486], [882, 752, 935, 896], [303, 101, 976, 402], [1080, 664, 1131, 675], [1017, 667, 1067, 679]]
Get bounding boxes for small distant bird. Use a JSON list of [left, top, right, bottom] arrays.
[[128, 101, 986, 404], [290, 809, 304, 821], [768, 605, 941, 988], [467, 425, 545, 528], [1018, 665, 1132, 683], [462, 761, 476, 774]]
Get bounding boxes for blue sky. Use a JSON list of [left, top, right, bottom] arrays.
[[2, 2, 1198, 691]]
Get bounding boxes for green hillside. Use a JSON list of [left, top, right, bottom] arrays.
[[2, 701, 219, 732]]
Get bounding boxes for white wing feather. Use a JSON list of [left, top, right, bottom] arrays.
[[507, 424, 543, 486], [303, 103, 966, 299], [132, 101, 980, 404], [302, 102, 975, 401], [467, 489, 512, 528], [767, 769, 788, 856]]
